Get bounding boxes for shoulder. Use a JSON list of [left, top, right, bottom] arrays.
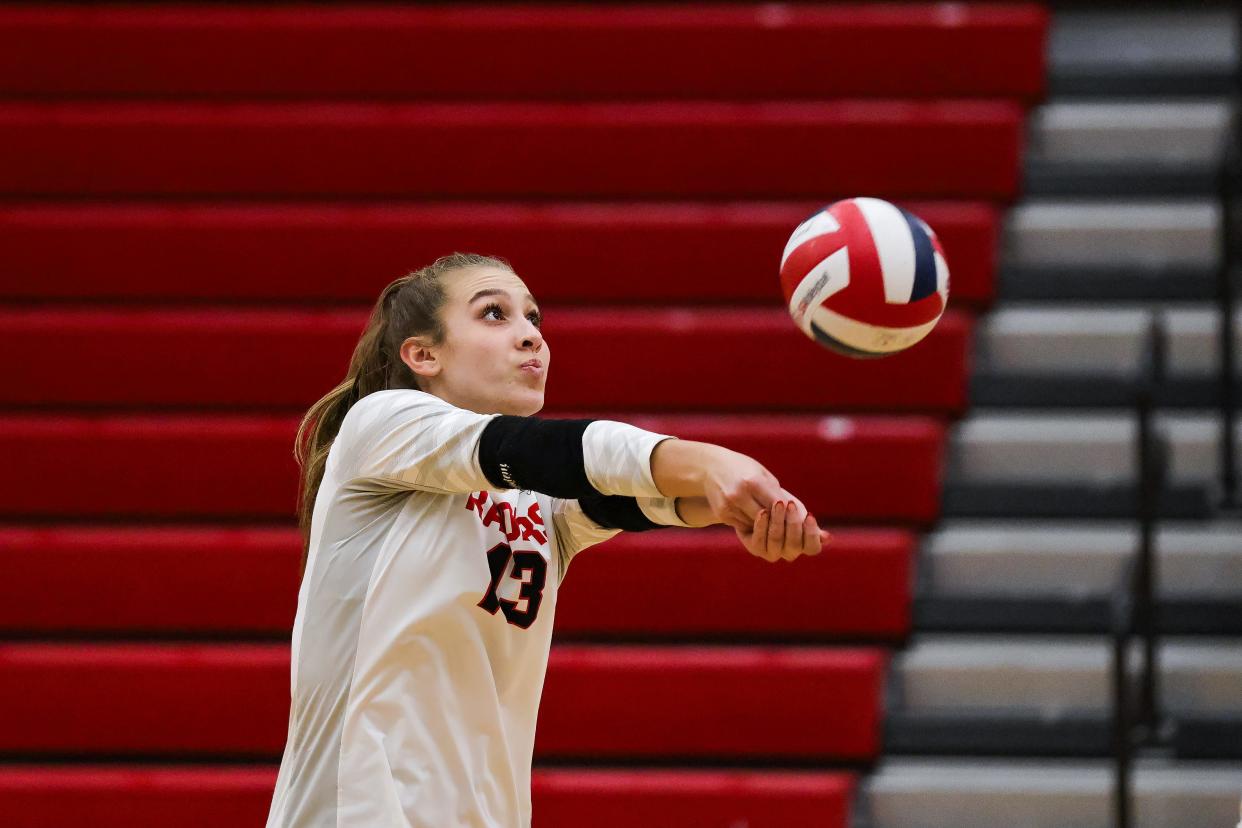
[[342, 389, 449, 429]]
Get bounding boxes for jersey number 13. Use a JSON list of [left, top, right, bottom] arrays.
[[477, 543, 548, 630]]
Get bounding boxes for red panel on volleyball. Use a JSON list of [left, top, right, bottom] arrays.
[[0, 308, 972, 413], [0, 767, 854, 828], [0, 202, 1000, 307], [0, 102, 1022, 199], [0, 4, 1047, 100], [0, 644, 884, 760], [0, 414, 943, 522], [0, 527, 912, 639]]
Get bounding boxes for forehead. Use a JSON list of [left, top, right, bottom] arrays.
[[451, 266, 535, 306]]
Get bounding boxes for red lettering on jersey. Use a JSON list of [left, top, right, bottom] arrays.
[[481, 501, 504, 530], [465, 491, 489, 519], [466, 491, 547, 545], [515, 516, 547, 545], [498, 501, 519, 542]]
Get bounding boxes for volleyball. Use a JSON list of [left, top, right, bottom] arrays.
[[779, 197, 950, 358]]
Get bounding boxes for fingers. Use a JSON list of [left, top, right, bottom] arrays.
[[764, 501, 787, 559], [746, 507, 771, 554], [780, 500, 804, 561]]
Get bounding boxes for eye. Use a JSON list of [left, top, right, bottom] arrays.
[[482, 302, 542, 328], [527, 310, 543, 328]]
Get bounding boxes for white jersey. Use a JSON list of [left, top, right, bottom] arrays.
[[266, 389, 686, 827]]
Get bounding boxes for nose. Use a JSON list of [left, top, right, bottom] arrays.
[[519, 319, 543, 352]]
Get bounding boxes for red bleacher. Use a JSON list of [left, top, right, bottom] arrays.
[[0, 308, 971, 412], [0, 101, 1022, 199], [0, 5, 1046, 100], [0, 644, 883, 759], [0, 413, 944, 521], [0, 202, 1000, 307], [0, 767, 853, 828], [0, 2, 1047, 824], [0, 527, 912, 638]]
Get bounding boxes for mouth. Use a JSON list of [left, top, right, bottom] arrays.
[[519, 360, 543, 375]]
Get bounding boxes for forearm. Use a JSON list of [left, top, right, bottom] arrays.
[[673, 496, 720, 527], [650, 439, 731, 498]]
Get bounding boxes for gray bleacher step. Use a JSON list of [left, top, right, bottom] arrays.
[[971, 306, 1242, 407], [1050, 9, 1239, 97], [944, 412, 1236, 518], [951, 412, 1242, 484], [914, 521, 1242, 634], [1024, 100, 1232, 196], [894, 636, 1242, 715], [886, 636, 1242, 757], [1004, 201, 1219, 270], [922, 521, 1242, 598], [1029, 101, 1233, 165], [863, 758, 1242, 828]]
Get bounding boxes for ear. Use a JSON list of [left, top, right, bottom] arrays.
[[400, 335, 441, 380]]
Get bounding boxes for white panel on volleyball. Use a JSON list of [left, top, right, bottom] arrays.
[[788, 247, 850, 338], [855, 197, 918, 304], [811, 305, 941, 355], [780, 210, 841, 270]]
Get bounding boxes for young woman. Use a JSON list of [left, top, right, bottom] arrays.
[[267, 252, 829, 827]]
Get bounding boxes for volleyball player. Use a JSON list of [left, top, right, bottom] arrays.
[[266, 253, 829, 827]]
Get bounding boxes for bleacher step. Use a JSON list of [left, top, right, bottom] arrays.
[[0, 766, 855, 828], [0, 413, 945, 522], [0, 102, 1022, 199], [0, 643, 884, 760], [864, 758, 1242, 828], [0, 526, 914, 639], [0, 202, 1000, 307], [0, 307, 972, 413], [1004, 201, 1219, 270], [0, 4, 1047, 101]]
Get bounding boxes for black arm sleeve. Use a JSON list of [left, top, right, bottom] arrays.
[[577, 493, 665, 532], [478, 415, 601, 498]]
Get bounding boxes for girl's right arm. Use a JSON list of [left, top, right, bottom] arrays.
[[651, 440, 828, 562]]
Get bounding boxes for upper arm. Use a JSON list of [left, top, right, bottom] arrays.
[[336, 389, 499, 494]]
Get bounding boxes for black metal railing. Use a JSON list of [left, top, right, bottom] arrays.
[[1111, 317, 1169, 828], [1218, 94, 1239, 509]]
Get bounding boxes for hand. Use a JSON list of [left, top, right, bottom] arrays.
[[735, 496, 830, 563], [700, 446, 785, 532]]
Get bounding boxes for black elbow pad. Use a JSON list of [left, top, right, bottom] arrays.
[[478, 415, 599, 498], [577, 494, 663, 532]]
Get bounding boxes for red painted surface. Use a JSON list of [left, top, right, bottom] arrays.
[[0, 4, 1047, 100], [0, 413, 944, 521], [0, 526, 912, 638], [0, 307, 972, 413], [0, 202, 999, 306], [0, 101, 1022, 199]]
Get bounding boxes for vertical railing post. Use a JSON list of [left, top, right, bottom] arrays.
[[1111, 562, 1135, 828], [1135, 316, 1165, 730], [1218, 105, 1238, 508]]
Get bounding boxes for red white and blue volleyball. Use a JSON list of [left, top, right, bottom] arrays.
[[780, 197, 950, 358]]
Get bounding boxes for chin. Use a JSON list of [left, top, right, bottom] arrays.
[[505, 390, 544, 417]]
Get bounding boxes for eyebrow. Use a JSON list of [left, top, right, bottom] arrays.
[[469, 288, 538, 308]]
